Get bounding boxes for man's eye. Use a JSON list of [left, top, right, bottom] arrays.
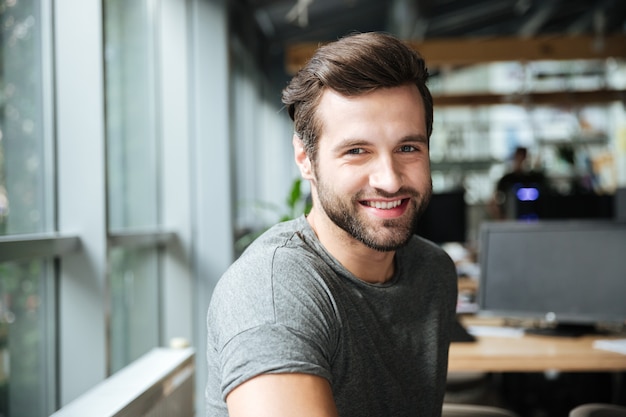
[[347, 148, 365, 155], [399, 145, 417, 152]]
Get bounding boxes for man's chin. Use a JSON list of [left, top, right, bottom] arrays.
[[362, 240, 409, 253], [359, 229, 413, 252]]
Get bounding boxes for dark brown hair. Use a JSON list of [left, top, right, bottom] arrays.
[[281, 31, 433, 160]]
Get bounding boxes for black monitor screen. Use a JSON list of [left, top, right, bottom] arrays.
[[512, 191, 614, 221], [415, 189, 467, 244], [478, 220, 626, 329]]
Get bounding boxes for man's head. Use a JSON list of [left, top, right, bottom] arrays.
[[282, 32, 433, 164], [285, 32, 433, 253]]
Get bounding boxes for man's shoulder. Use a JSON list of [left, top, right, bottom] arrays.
[[403, 235, 458, 276], [244, 217, 310, 251], [208, 218, 339, 349], [213, 217, 328, 298], [405, 234, 448, 255]]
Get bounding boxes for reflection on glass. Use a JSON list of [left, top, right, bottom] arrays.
[[0, 260, 53, 417], [104, 0, 159, 231], [109, 246, 159, 373], [0, 0, 51, 235]]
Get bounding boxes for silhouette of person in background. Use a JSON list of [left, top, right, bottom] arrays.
[[489, 146, 547, 220]]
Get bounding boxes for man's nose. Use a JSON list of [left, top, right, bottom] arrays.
[[369, 156, 402, 193]]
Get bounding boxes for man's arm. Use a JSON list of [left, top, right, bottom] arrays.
[[226, 373, 339, 417]]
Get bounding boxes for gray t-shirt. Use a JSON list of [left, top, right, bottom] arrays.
[[206, 216, 458, 417]]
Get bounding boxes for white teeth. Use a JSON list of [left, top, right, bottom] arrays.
[[366, 200, 402, 209]]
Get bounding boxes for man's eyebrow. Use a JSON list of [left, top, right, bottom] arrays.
[[400, 134, 428, 144]]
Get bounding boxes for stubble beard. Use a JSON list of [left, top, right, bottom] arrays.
[[315, 176, 433, 252]]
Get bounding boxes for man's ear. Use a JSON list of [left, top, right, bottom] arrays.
[[293, 134, 314, 180]]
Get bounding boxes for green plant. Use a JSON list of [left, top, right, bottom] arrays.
[[235, 177, 312, 255], [281, 178, 312, 222]]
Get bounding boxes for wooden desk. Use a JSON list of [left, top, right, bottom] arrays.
[[448, 318, 626, 373]]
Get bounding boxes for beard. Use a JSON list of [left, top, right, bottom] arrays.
[[315, 176, 432, 252]]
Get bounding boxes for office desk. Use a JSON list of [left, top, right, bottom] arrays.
[[448, 318, 626, 373]]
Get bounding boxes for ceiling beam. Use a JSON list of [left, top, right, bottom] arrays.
[[517, 0, 558, 38], [284, 33, 626, 74], [432, 89, 626, 107]]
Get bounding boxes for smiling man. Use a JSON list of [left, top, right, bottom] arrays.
[[206, 32, 458, 417]]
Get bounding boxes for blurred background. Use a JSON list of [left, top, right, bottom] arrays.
[[0, 0, 625, 416]]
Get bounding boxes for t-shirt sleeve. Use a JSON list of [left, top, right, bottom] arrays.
[[219, 323, 333, 398], [208, 246, 339, 400]]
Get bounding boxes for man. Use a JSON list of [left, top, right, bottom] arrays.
[[206, 32, 458, 417]]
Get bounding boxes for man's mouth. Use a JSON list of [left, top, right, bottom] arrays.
[[362, 199, 405, 210]]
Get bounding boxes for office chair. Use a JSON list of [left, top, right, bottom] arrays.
[[569, 403, 626, 417], [442, 403, 520, 417], [445, 371, 491, 404]]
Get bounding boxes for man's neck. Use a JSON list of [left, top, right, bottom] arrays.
[[306, 210, 396, 284]]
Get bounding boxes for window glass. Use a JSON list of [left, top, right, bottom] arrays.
[[104, 0, 159, 231], [0, 0, 52, 235], [108, 246, 159, 373], [0, 260, 54, 417], [104, 0, 162, 373]]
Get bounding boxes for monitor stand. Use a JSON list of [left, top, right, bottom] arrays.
[[525, 322, 605, 337]]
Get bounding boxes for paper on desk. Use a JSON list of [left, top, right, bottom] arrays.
[[593, 339, 626, 355], [467, 325, 524, 338]]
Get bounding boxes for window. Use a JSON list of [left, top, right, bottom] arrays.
[[104, 0, 159, 231], [0, 0, 52, 236], [0, 260, 54, 417], [108, 246, 159, 373], [104, 0, 163, 371], [0, 0, 56, 415], [0, 0, 232, 413]]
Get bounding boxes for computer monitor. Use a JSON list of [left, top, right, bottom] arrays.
[[510, 190, 614, 221], [415, 189, 467, 244], [537, 192, 614, 219], [478, 220, 626, 335], [616, 187, 626, 222]]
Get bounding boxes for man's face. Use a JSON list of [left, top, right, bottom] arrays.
[[309, 84, 432, 252]]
